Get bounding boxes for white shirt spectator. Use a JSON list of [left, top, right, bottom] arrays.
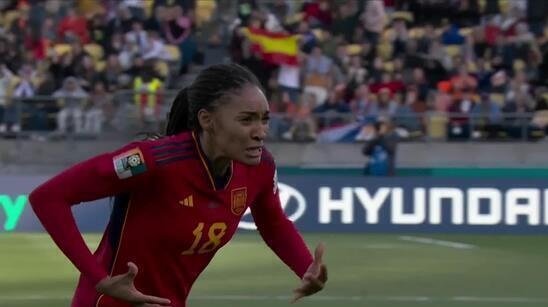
[[142, 35, 169, 60], [13, 80, 35, 98], [362, 0, 387, 34], [277, 64, 300, 89]]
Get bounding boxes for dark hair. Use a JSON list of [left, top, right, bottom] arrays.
[[165, 63, 261, 136]]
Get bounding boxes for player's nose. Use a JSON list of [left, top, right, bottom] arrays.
[[251, 122, 268, 141]]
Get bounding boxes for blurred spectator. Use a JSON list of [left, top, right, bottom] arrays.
[[105, 32, 125, 57], [163, 5, 196, 74], [313, 85, 350, 129], [470, 91, 502, 139], [145, 6, 167, 34], [331, 1, 360, 44], [451, 66, 478, 94], [237, 0, 258, 27], [362, 120, 397, 176], [302, 0, 332, 28], [106, 4, 134, 35], [49, 51, 76, 90], [12, 65, 36, 99], [42, 17, 57, 42], [304, 46, 333, 104], [282, 92, 317, 142], [346, 55, 367, 92], [361, 0, 387, 45], [57, 8, 90, 44], [296, 21, 317, 54], [448, 89, 476, 138], [83, 81, 111, 134], [276, 64, 301, 105], [76, 55, 100, 91], [133, 64, 164, 125], [123, 0, 146, 21], [393, 86, 425, 137], [88, 13, 108, 47], [351, 84, 378, 120], [142, 31, 169, 60], [532, 88, 548, 130], [376, 87, 398, 117], [0, 64, 15, 133], [125, 20, 149, 54], [54, 76, 88, 134], [101, 54, 129, 91]]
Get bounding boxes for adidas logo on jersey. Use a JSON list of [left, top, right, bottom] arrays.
[[179, 195, 194, 207]]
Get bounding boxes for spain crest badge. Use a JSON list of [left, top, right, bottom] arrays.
[[231, 187, 247, 215]]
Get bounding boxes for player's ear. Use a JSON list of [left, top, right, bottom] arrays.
[[197, 109, 214, 132]]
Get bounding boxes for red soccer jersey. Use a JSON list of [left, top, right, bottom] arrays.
[[29, 131, 313, 307]]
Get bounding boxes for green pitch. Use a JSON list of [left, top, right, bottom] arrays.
[[1, 233, 548, 307]]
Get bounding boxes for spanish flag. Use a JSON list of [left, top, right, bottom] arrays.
[[242, 27, 299, 66]]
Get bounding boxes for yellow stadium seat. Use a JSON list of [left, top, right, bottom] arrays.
[[489, 93, 505, 106], [155, 61, 169, 78], [2, 10, 19, 28], [164, 45, 181, 62], [196, 0, 216, 26], [444, 45, 461, 58], [381, 28, 395, 43], [467, 61, 478, 73], [427, 113, 448, 140], [409, 27, 424, 39], [84, 44, 104, 62], [377, 42, 393, 61], [285, 13, 304, 25], [479, 0, 487, 12], [458, 27, 473, 36], [312, 29, 324, 42], [95, 61, 106, 72], [383, 61, 394, 72], [390, 11, 414, 23], [346, 44, 362, 55], [513, 59, 525, 71], [53, 44, 72, 56], [499, 0, 510, 14]]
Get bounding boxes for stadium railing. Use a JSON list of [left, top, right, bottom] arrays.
[[0, 94, 545, 142]]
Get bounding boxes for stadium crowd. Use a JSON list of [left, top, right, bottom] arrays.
[[1, 0, 548, 142]]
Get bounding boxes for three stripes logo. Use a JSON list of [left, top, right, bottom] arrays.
[[179, 195, 194, 208]]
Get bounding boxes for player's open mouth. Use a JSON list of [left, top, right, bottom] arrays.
[[245, 146, 262, 157]]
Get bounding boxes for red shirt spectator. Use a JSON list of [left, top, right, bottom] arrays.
[[302, 0, 332, 27], [57, 8, 90, 44]]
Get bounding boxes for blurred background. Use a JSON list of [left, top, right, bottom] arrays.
[[1, 0, 548, 306]]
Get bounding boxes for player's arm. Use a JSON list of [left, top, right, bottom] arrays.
[[29, 142, 155, 285], [250, 151, 313, 278]]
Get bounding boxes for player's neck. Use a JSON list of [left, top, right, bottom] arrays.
[[198, 132, 231, 177]]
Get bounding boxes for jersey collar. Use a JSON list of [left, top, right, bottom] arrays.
[[191, 131, 233, 191]]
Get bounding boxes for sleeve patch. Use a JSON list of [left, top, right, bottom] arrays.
[[113, 148, 147, 179]]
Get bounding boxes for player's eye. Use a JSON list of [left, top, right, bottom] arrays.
[[261, 116, 270, 125], [240, 117, 253, 125]]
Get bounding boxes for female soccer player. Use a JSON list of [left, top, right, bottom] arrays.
[[29, 63, 327, 307]]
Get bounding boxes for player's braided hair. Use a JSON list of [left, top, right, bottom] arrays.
[[165, 63, 262, 136]]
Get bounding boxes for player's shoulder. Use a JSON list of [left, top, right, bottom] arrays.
[[129, 131, 198, 167]]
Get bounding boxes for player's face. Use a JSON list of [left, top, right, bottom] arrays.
[[212, 85, 270, 165]]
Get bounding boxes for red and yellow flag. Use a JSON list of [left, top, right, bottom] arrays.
[[242, 27, 299, 66]]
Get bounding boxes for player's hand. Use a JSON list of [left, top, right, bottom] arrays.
[[291, 243, 328, 303], [96, 262, 171, 306]]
